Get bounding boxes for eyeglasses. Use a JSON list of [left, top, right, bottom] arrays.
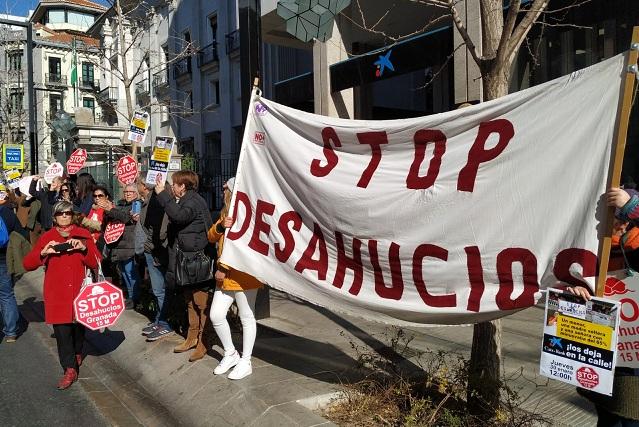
[[93, 193, 105, 198], [54, 211, 73, 217], [123, 191, 136, 194]]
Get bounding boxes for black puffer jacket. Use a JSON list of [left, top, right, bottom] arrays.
[[104, 199, 138, 262], [156, 189, 213, 288]]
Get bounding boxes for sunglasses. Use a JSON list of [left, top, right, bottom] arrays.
[[93, 193, 106, 198], [61, 188, 69, 192], [54, 211, 73, 217]]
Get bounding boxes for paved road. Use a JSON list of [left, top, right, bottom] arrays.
[[0, 313, 108, 427]]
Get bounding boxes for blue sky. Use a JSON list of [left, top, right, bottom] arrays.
[[1, 0, 110, 17]]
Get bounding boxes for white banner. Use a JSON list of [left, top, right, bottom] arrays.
[[221, 54, 626, 326], [604, 270, 639, 368]]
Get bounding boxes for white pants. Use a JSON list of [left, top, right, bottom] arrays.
[[210, 288, 257, 359]]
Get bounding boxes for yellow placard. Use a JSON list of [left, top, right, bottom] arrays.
[[152, 147, 171, 163], [556, 315, 613, 350], [132, 118, 147, 129]]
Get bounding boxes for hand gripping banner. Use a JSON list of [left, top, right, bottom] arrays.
[[221, 54, 625, 326]]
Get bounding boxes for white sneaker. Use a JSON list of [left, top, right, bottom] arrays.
[[214, 351, 240, 375], [228, 358, 252, 380]]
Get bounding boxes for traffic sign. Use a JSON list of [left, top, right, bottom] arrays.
[[44, 162, 64, 184], [116, 155, 138, 185], [73, 281, 125, 330], [67, 148, 87, 175], [104, 222, 125, 244], [2, 144, 24, 169]]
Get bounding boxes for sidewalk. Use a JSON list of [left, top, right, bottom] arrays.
[[16, 269, 596, 426]]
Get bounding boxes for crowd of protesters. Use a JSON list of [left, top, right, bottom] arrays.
[[0, 169, 260, 390]]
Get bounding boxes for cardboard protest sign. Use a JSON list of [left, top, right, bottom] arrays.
[[104, 222, 125, 244], [220, 54, 625, 326], [127, 111, 150, 145], [4, 169, 21, 189], [67, 148, 87, 175], [73, 281, 125, 330], [145, 136, 175, 186], [603, 271, 639, 368], [44, 162, 64, 184], [539, 289, 620, 395], [0, 183, 7, 200], [116, 155, 138, 185]]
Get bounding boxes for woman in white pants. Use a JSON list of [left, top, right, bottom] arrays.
[[207, 178, 263, 380]]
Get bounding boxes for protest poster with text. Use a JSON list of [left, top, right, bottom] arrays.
[[145, 136, 175, 186], [127, 111, 150, 145], [220, 54, 625, 326], [604, 271, 639, 368], [540, 289, 620, 395]]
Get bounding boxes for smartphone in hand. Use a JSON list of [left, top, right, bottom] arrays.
[[131, 200, 141, 215], [52, 242, 73, 252]]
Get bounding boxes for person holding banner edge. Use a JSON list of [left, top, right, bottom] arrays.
[[207, 177, 263, 380], [564, 186, 639, 426], [23, 201, 101, 390]]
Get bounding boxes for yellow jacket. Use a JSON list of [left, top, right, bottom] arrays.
[[208, 216, 263, 291]]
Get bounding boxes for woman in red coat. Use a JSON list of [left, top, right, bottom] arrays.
[[23, 200, 101, 390]]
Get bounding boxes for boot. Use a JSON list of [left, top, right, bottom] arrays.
[[174, 294, 199, 353], [57, 368, 78, 390], [188, 291, 211, 362]]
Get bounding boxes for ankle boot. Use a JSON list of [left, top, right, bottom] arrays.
[[188, 320, 210, 362]]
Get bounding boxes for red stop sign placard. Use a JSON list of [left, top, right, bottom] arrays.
[[67, 148, 87, 175], [104, 222, 125, 244], [116, 155, 138, 185], [73, 281, 125, 330], [576, 366, 599, 389]]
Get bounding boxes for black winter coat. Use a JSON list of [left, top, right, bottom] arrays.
[[156, 189, 213, 288], [104, 199, 138, 262]]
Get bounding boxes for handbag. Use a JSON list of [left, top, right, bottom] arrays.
[[174, 201, 214, 287], [175, 247, 214, 286]]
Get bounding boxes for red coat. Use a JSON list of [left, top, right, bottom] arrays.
[[23, 225, 101, 324]]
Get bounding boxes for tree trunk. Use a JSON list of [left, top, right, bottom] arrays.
[[466, 66, 509, 421], [115, 0, 136, 159]]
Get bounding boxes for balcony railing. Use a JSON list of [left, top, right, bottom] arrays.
[[173, 58, 192, 79], [225, 30, 240, 54], [152, 69, 168, 88], [135, 79, 149, 94], [97, 87, 118, 105], [79, 78, 100, 91], [197, 42, 219, 67], [46, 73, 67, 87]]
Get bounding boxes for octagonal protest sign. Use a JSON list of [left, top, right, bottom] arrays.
[[73, 281, 125, 330], [44, 162, 64, 184], [67, 148, 87, 175], [116, 155, 138, 185], [104, 222, 125, 244]]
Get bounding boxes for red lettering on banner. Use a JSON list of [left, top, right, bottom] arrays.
[[310, 127, 341, 177], [275, 211, 302, 262], [457, 119, 515, 192], [369, 240, 404, 300], [465, 246, 485, 312], [294, 222, 328, 280], [333, 232, 364, 295], [553, 248, 597, 288], [406, 130, 446, 190], [248, 200, 276, 255], [620, 298, 639, 323], [227, 191, 252, 241], [495, 248, 539, 310], [356, 131, 388, 188], [412, 244, 456, 307]]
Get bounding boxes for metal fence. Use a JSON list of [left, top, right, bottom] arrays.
[[197, 156, 238, 213]]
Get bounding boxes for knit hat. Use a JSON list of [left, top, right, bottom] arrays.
[[226, 177, 235, 192]]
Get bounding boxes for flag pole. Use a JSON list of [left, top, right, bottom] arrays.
[[595, 26, 639, 297]]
